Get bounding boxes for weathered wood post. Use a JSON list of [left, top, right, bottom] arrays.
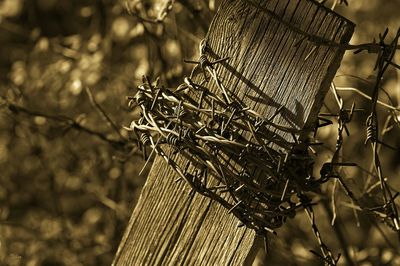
[[114, 0, 354, 265]]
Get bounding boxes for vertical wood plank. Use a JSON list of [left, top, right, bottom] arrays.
[[114, 0, 354, 265]]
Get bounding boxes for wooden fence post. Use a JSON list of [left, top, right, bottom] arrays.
[[114, 0, 354, 265]]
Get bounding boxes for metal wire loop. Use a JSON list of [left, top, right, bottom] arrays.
[[140, 132, 151, 146]]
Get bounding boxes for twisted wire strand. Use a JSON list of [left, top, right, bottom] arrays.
[[127, 71, 321, 236], [366, 29, 400, 237], [125, 29, 400, 263]]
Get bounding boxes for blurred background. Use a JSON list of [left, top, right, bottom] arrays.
[[0, 0, 399, 265]]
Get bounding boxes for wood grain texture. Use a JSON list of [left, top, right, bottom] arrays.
[[114, 0, 354, 265]]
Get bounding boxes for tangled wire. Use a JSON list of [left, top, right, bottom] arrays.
[[124, 29, 400, 263], [125, 39, 350, 264]]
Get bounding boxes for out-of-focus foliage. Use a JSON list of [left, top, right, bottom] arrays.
[[0, 0, 217, 265], [0, 0, 399, 265]]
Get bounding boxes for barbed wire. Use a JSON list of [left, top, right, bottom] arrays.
[[119, 1, 400, 263], [365, 28, 400, 239], [125, 24, 400, 263], [125, 38, 350, 264]]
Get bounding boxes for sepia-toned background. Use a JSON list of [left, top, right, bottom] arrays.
[[0, 0, 399, 265]]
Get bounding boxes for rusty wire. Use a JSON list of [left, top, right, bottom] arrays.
[[364, 28, 400, 238], [122, 3, 400, 259], [312, 28, 400, 264], [125, 38, 349, 264]]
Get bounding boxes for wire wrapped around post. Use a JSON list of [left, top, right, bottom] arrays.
[[124, 44, 342, 260]]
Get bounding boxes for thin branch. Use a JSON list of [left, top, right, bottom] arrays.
[[6, 102, 126, 149], [321, 200, 354, 266], [335, 87, 400, 111], [85, 87, 125, 140]]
